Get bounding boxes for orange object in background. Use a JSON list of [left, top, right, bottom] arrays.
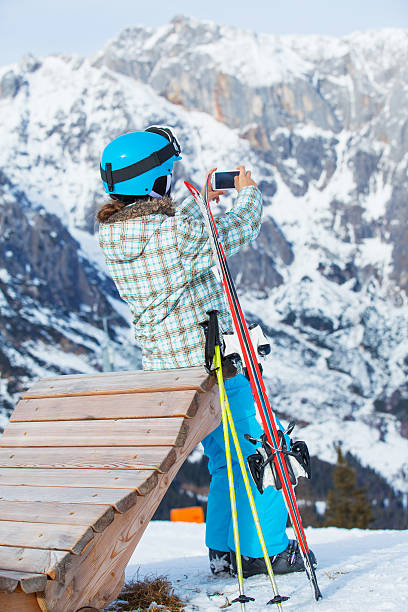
[[170, 506, 205, 523]]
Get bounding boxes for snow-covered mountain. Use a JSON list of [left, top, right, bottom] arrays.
[[0, 16, 407, 509], [0, 170, 140, 420]]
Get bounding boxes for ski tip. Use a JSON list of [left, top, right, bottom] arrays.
[[184, 180, 197, 195]]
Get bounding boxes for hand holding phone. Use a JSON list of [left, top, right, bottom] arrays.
[[202, 168, 226, 203], [212, 167, 257, 192], [234, 166, 257, 192]]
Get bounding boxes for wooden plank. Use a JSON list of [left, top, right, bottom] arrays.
[[0, 468, 158, 496], [0, 545, 70, 581], [0, 589, 42, 611], [0, 521, 93, 554], [22, 367, 212, 399], [0, 446, 177, 473], [0, 570, 20, 594], [0, 418, 189, 448], [0, 501, 114, 532], [0, 486, 138, 513], [43, 384, 221, 612], [11, 390, 199, 422], [0, 570, 47, 594]]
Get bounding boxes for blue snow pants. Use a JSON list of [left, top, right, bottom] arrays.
[[202, 374, 289, 558]]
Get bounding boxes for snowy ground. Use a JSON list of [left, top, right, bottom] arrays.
[[119, 521, 408, 611]]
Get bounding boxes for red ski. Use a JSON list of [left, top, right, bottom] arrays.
[[185, 177, 323, 601]]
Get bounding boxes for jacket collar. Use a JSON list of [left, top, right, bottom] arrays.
[[105, 197, 176, 223]]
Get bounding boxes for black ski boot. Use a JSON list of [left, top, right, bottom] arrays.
[[209, 548, 232, 576], [270, 540, 317, 574], [230, 540, 317, 578]]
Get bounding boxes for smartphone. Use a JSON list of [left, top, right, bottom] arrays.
[[212, 171, 240, 190]]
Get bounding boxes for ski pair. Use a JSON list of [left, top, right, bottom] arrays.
[[185, 177, 323, 602], [204, 310, 288, 609]]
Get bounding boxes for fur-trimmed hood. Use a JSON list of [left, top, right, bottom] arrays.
[[99, 196, 178, 262], [103, 197, 175, 224]]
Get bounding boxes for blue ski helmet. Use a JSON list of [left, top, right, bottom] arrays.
[[100, 126, 182, 196]]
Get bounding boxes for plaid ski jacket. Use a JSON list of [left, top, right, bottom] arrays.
[[98, 185, 262, 370]]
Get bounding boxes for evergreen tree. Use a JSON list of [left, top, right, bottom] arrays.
[[324, 446, 373, 529]]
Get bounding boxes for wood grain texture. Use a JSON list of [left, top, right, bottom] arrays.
[[0, 468, 158, 495], [43, 386, 221, 611], [0, 368, 219, 608], [0, 571, 19, 594], [0, 589, 42, 611], [22, 367, 213, 399], [11, 390, 199, 422], [0, 522, 93, 554], [0, 486, 138, 513], [0, 446, 177, 473], [0, 570, 47, 594], [0, 546, 71, 581], [0, 418, 189, 448], [0, 501, 114, 532]]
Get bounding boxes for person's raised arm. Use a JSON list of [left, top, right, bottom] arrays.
[[216, 165, 261, 257], [176, 165, 263, 278]]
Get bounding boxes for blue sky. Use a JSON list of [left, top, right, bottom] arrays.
[[1, 0, 407, 66]]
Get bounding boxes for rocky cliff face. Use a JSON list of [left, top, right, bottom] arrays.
[[0, 170, 132, 418], [0, 17, 407, 498], [94, 18, 408, 293]]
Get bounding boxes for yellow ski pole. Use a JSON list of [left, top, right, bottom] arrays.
[[214, 345, 288, 609], [214, 345, 255, 610]]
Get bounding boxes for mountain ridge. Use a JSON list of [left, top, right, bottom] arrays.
[[0, 17, 407, 501]]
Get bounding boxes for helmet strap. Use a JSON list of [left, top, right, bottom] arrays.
[[105, 163, 114, 192]]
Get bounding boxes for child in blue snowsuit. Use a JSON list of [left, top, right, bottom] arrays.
[[98, 126, 313, 577], [202, 375, 291, 575]]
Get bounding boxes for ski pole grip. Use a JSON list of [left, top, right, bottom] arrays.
[[201, 310, 220, 374]]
